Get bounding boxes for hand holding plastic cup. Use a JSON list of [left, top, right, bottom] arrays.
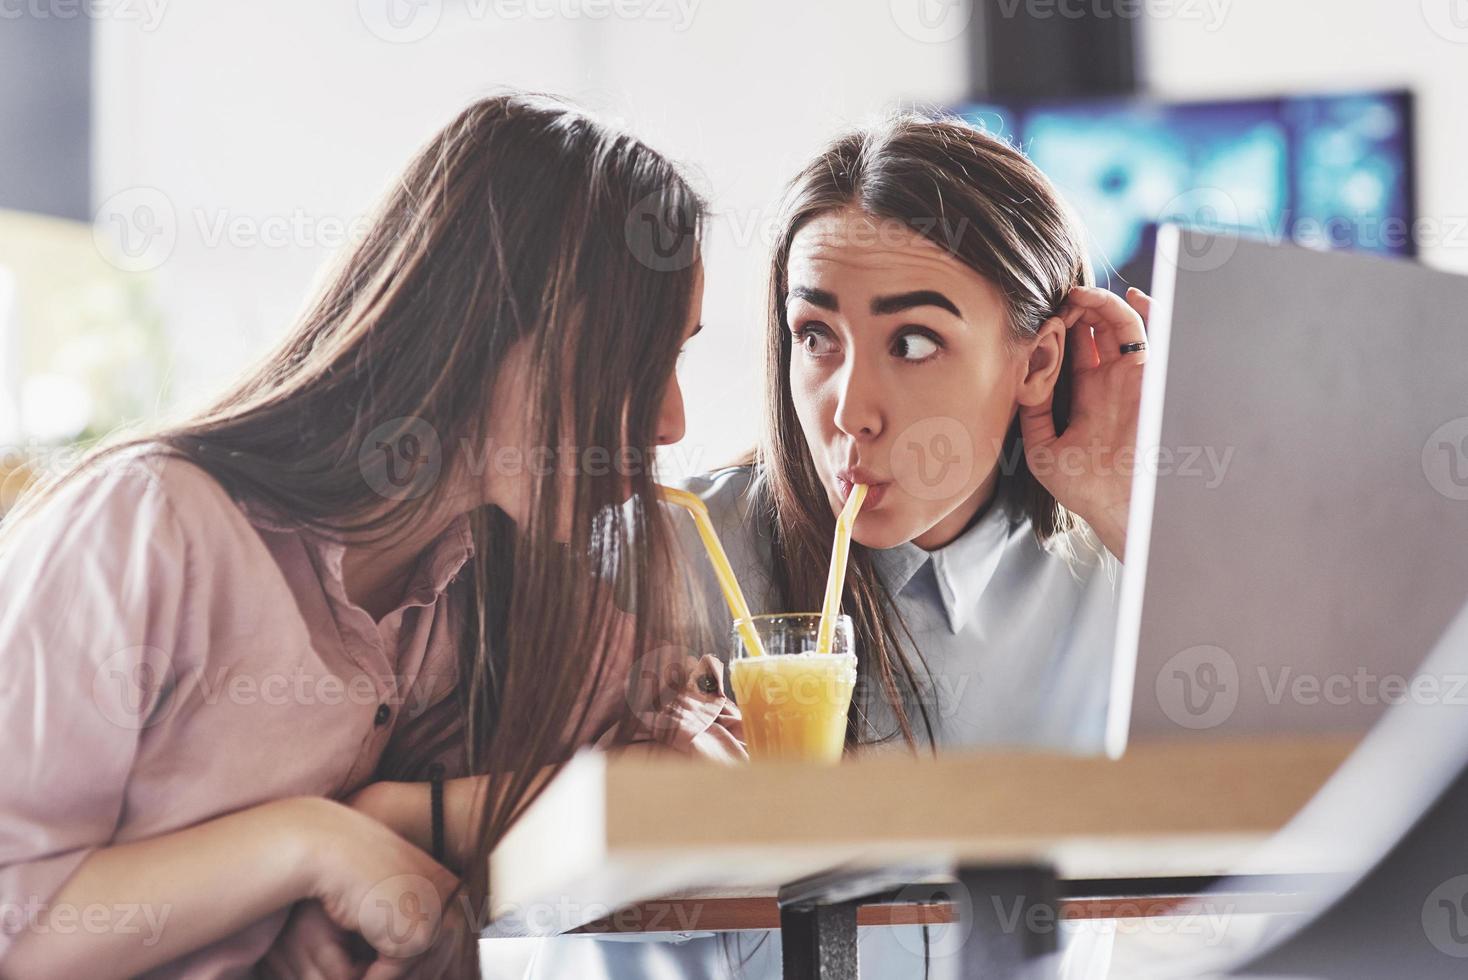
[[663, 482, 869, 763]]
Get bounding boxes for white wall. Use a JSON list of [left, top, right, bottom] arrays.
[[94, 0, 1461, 479], [93, 2, 597, 422]]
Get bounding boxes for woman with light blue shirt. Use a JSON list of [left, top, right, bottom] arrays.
[[524, 111, 1149, 979]]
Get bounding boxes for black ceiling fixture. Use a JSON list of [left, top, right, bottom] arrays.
[[970, 0, 1143, 101]]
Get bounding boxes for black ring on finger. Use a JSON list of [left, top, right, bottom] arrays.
[[1119, 341, 1147, 355]]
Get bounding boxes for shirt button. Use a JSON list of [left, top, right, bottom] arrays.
[[374, 704, 392, 727]]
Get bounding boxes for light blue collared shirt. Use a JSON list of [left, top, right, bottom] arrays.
[[518, 465, 1122, 979], [673, 465, 1120, 753]]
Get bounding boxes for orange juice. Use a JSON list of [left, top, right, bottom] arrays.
[[730, 650, 857, 763]]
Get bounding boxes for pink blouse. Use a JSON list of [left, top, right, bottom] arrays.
[[0, 446, 742, 978]]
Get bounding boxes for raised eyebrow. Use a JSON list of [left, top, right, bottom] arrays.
[[871, 290, 962, 318], [787, 286, 839, 312]]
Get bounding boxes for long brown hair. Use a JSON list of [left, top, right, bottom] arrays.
[[4, 92, 705, 965], [759, 113, 1092, 749]]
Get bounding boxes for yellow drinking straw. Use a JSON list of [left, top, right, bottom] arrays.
[[659, 486, 768, 658], [816, 483, 868, 654]]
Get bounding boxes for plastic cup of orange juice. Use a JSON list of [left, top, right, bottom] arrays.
[[729, 613, 856, 764]]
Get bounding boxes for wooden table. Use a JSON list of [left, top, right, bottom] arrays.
[[486, 735, 1357, 978]]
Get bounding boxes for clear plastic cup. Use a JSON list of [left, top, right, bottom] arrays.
[[728, 613, 856, 763]]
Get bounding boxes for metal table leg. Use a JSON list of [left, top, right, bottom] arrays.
[[779, 899, 860, 980], [775, 862, 1061, 979]]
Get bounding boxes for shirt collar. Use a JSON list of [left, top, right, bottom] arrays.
[[238, 496, 476, 603], [406, 512, 476, 597], [869, 541, 931, 598], [870, 501, 1023, 634]]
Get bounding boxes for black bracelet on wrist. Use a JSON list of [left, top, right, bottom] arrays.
[[427, 762, 446, 864]]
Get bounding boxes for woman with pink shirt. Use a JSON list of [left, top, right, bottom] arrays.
[[0, 92, 740, 979]]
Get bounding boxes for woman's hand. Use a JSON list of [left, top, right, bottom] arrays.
[[611, 652, 748, 765], [258, 900, 363, 980], [1020, 285, 1151, 560], [283, 797, 466, 979]]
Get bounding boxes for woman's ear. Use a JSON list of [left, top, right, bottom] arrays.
[[1016, 315, 1066, 408]]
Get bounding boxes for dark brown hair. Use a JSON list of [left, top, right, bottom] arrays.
[[4, 92, 705, 967], [759, 112, 1092, 748]]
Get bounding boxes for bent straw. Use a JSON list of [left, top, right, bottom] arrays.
[[659, 485, 768, 658], [816, 483, 868, 654]]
